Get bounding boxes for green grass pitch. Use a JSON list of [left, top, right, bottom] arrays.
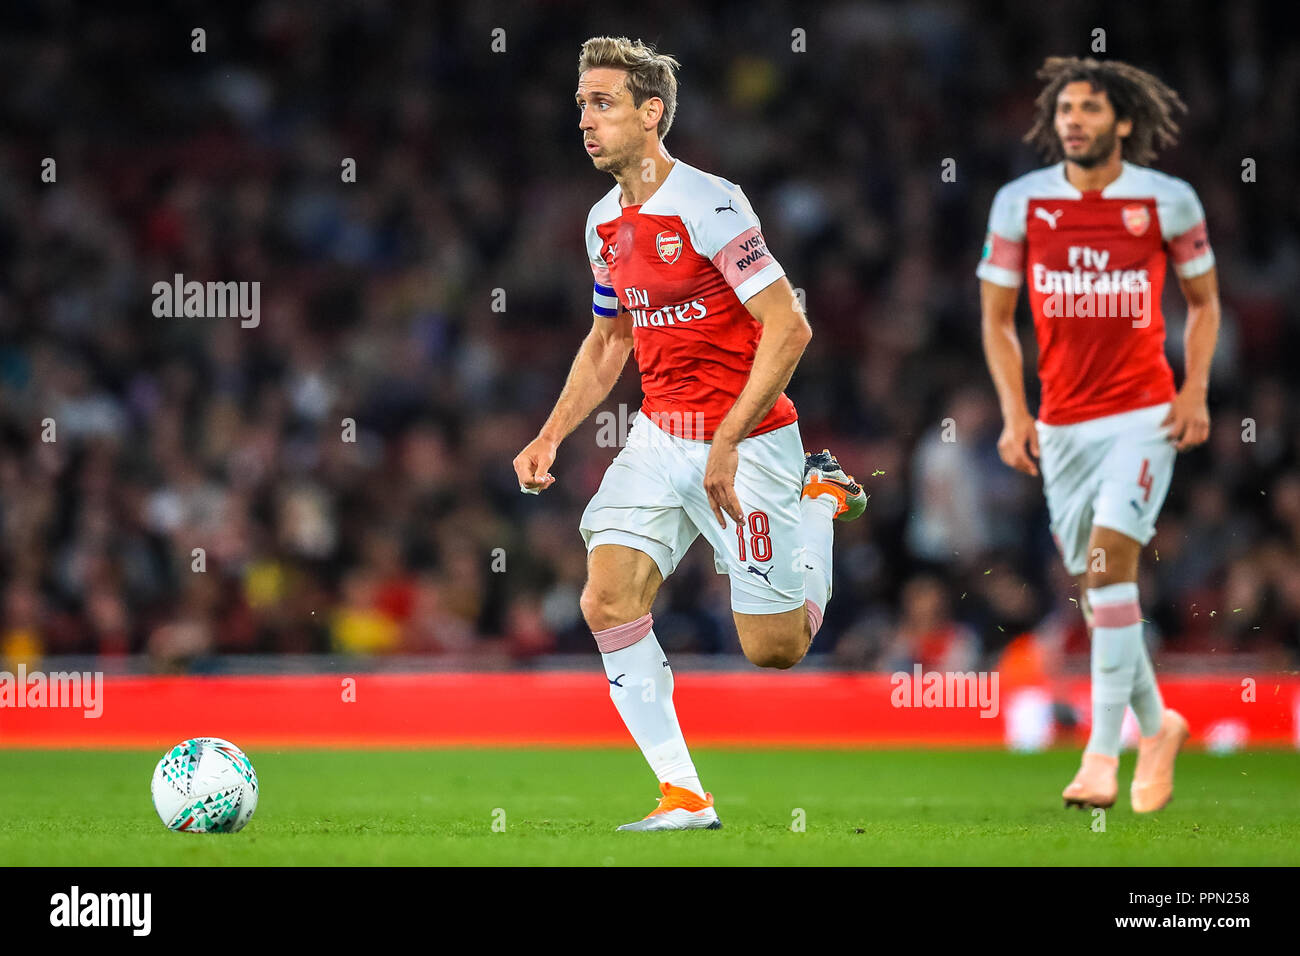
[[1, 748, 1297, 865]]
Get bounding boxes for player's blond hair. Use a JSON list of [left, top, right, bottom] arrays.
[[1025, 56, 1187, 166], [578, 36, 681, 142]]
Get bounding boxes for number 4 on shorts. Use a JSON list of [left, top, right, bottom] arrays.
[[1137, 458, 1153, 502]]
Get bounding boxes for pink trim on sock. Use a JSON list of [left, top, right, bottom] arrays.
[[1091, 600, 1141, 629], [593, 612, 654, 653], [805, 599, 824, 637]]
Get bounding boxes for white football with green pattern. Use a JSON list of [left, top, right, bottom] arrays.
[[150, 737, 259, 833]]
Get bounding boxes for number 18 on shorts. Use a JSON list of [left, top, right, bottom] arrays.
[[579, 410, 807, 615]]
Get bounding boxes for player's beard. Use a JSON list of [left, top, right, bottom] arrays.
[[594, 147, 632, 177], [1063, 123, 1120, 169]]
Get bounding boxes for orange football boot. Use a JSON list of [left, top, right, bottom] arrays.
[[1062, 751, 1119, 809], [802, 449, 867, 521], [616, 782, 721, 831], [1131, 709, 1189, 813]]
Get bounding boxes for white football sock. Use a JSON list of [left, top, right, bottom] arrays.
[[1130, 636, 1165, 737], [799, 494, 837, 632], [1085, 582, 1143, 758], [594, 614, 704, 799]]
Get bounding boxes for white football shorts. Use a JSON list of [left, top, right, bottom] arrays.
[[1035, 401, 1176, 576], [580, 410, 806, 615]]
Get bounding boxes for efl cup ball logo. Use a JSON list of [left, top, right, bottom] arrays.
[[1122, 203, 1150, 236], [656, 231, 683, 264]]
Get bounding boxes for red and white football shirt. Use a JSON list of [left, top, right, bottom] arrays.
[[586, 160, 794, 440], [976, 161, 1214, 425]]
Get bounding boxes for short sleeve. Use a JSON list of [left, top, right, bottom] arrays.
[[975, 184, 1027, 288], [586, 218, 619, 318], [1161, 182, 1215, 279], [691, 182, 785, 303]]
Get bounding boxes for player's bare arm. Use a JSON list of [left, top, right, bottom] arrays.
[[1162, 267, 1220, 452], [513, 308, 634, 492], [980, 278, 1040, 477], [703, 277, 812, 527]]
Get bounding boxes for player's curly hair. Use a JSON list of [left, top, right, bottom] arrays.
[[578, 36, 681, 142], [1024, 56, 1187, 166]]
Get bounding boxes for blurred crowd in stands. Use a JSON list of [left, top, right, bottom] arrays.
[[1, 0, 1297, 670]]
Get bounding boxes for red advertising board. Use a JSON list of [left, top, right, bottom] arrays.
[[1, 672, 1296, 749]]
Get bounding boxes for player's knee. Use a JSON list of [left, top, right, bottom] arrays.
[[742, 630, 809, 670], [745, 643, 804, 669], [579, 583, 643, 633]]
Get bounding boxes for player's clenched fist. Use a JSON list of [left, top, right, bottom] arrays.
[[514, 436, 558, 494], [1161, 388, 1210, 452], [997, 410, 1040, 477]]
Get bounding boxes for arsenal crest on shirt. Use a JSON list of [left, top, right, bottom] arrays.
[[656, 231, 683, 264], [1122, 203, 1151, 236]]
